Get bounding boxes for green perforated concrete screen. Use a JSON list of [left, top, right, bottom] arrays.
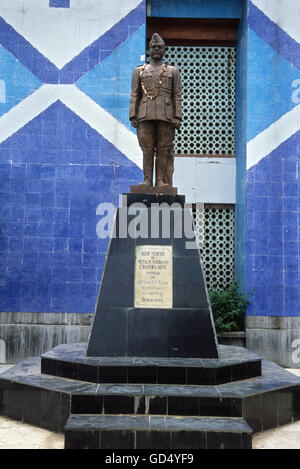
[[164, 45, 236, 156], [192, 205, 235, 291]]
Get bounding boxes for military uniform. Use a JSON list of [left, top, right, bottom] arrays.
[[130, 61, 182, 187], [129, 63, 182, 124]]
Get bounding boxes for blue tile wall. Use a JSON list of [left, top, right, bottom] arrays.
[[247, 27, 300, 142], [49, 0, 70, 7], [77, 25, 145, 131], [0, 2, 146, 314], [0, 2, 145, 84], [0, 45, 42, 116], [246, 131, 300, 317], [0, 101, 142, 313], [245, 1, 300, 318]]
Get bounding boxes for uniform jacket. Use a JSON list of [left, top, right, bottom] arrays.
[[129, 63, 182, 125]]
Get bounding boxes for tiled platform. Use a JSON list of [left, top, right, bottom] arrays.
[[1, 343, 300, 448], [41, 342, 262, 385], [64, 415, 252, 449], [1, 365, 300, 450]]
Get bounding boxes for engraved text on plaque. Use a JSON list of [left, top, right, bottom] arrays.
[[134, 245, 173, 308]]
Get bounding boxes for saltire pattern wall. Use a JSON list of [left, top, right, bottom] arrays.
[[0, 0, 145, 314], [246, 0, 300, 317]]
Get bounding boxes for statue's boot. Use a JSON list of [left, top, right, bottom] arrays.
[[139, 148, 154, 186], [155, 147, 170, 187], [166, 145, 175, 186]]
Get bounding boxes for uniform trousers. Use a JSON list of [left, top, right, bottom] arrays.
[[137, 120, 175, 185]]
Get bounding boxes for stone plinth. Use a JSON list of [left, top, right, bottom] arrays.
[[130, 184, 178, 195], [87, 194, 219, 358]]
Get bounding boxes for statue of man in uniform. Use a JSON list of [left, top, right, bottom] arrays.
[[129, 33, 182, 188]]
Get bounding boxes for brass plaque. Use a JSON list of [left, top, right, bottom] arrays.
[[134, 245, 173, 309]]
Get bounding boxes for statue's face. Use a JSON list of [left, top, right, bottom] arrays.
[[149, 42, 165, 61]]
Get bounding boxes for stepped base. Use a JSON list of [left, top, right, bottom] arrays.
[[1, 343, 300, 449], [64, 415, 252, 449], [41, 342, 261, 386]]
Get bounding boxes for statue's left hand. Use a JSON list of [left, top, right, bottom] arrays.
[[130, 118, 138, 128]]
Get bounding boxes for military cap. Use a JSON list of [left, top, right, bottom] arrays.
[[149, 33, 165, 47]]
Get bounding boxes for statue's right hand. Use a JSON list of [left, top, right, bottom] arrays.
[[173, 118, 181, 130], [130, 118, 138, 128]]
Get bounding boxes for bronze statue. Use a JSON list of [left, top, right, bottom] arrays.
[[129, 33, 182, 188]]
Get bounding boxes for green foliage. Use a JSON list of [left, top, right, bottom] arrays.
[[209, 280, 253, 335]]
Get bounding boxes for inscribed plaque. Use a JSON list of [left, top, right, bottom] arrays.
[[134, 245, 173, 308]]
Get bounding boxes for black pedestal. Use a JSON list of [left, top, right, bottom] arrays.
[[87, 194, 218, 358]]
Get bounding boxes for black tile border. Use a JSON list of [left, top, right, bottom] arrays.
[[64, 413, 253, 450], [0, 379, 71, 433], [2, 346, 300, 449], [65, 428, 253, 449], [41, 356, 262, 386], [1, 361, 300, 446]]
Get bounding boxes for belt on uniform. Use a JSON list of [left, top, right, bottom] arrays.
[[145, 90, 172, 98]]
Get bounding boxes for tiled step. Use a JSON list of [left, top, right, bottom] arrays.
[[41, 343, 262, 385], [1, 355, 300, 436], [64, 414, 252, 449], [71, 386, 242, 417]]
